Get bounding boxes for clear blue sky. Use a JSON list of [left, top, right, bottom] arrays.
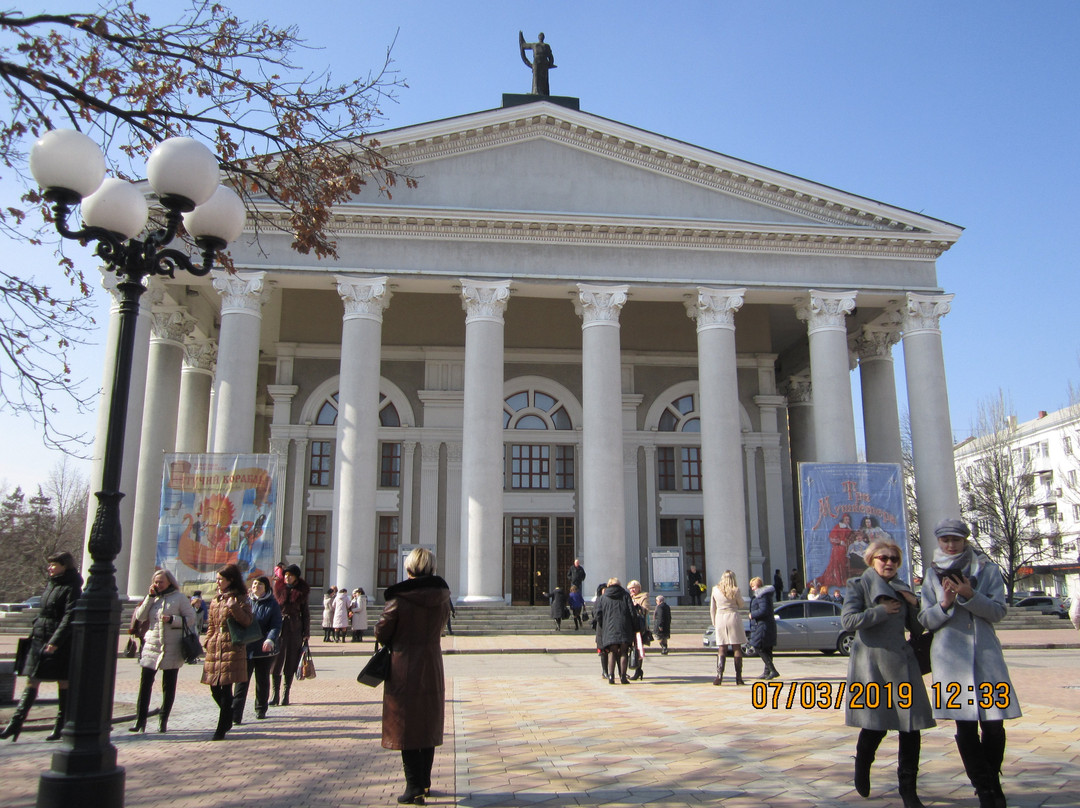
[[2, 0, 1078, 489]]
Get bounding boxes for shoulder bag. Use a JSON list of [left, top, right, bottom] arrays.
[[180, 616, 203, 664], [357, 642, 391, 687], [908, 630, 932, 676], [296, 641, 316, 680], [227, 615, 265, 645]]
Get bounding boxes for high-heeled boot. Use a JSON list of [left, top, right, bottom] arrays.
[[956, 733, 999, 808], [713, 653, 726, 686], [159, 673, 176, 733], [1, 687, 37, 742], [896, 731, 926, 808], [46, 689, 67, 741], [734, 656, 745, 686], [854, 729, 884, 797], [281, 681, 291, 706], [981, 724, 1009, 808], [269, 674, 281, 706]]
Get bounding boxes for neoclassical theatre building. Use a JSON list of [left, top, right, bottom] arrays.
[[99, 98, 965, 604]]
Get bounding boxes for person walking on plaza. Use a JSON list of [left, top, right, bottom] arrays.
[[568, 585, 585, 630], [333, 584, 351, 642], [129, 569, 198, 734], [201, 563, 255, 741], [627, 579, 650, 680], [375, 547, 452, 805], [773, 569, 785, 600], [653, 594, 671, 654], [270, 564, 310, 707], [2, 551, 81, 742], [919, 519, 1021, 808], [710, 570, 747, 686], [350, 588, 369, 642], [595, 577, 636, 685], [232, 575, 282, 724], [748, 577, 779, 680], [544, 586, 569, 631], [789, 567, 803, 597], [843, 539, 933, 808], [322, 586, 336, 642], [686, 564, 704, 605], [567, 558, 586, 591], [190, 589, 208, 633]]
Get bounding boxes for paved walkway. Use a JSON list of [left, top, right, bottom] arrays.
[[1, 631, 1078, 807]]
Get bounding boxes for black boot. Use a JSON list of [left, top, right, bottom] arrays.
[[981, 724, 1008, 808], [713, 653, 726, 685], [269, 674, 281, 706], [399, 749, 426, 804], [130, 670, 152, 732], [897, 731, 925, 808], [734, 656, 745, 686], [956, 732, 998, 808], [1, 687, 37, 742], [159, 671, 176, 733], [281, 681, 291, 707], [46, 689, 67, 741], [854, 729, 884, 797]]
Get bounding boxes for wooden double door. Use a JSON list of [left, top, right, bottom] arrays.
[[509, 516, 575, 605]]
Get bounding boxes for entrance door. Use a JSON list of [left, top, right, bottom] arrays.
[[510, 516, 550, 605]]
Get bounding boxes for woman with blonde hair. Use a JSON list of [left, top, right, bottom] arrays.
[[626, 579, 650, 681], [844, 538, 933, 808], [710, 570, 747, 685], [375, 547, 451, 804]]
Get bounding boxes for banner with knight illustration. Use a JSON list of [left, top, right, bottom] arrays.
[[798, 462, 911, 592], [156, 453, 278, 587]]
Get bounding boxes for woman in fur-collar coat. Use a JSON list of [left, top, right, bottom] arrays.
[[842, 540, 933, 808], [375, 547, 451, 806], [919, 519, 1020, 808]]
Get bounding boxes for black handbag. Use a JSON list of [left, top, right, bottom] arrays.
[[180, 617, 203, 664], [908, 630, 933, 676], [228, 615, 265, 645], [357, 643, 391, 687], [14, 637, 31, 675]]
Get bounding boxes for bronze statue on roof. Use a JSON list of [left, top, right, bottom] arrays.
[[519, 31, 556, 96]]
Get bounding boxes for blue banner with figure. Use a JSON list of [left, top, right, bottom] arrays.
[[156, 453, 278, 588], [798, 462, 911, 594]]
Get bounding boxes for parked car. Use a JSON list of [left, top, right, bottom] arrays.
[[0, 595, 41, 612], [1010, 596, 1068, 619], [702, 599, 854, 656]]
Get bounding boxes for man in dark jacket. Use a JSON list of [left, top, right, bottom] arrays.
[[653, 595, 672, 655], [567, 559, 586, 590]]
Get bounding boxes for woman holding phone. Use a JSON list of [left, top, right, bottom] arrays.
[[919, 519, 1020, 808]]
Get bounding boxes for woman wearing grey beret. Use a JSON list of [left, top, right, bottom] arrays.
[[919, 518, 1020, 808]]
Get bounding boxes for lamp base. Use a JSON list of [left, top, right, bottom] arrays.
[[37, 767, 125, 808]]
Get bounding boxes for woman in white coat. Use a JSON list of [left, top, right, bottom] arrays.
[[919, 519, 1021, 808], [130, 569, 198, 733], [350, 588, 369, 642], [332, 585, 351, 642]]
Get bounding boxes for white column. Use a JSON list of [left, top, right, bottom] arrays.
[[795, 290, 859, 463], [418, 442, 441, 546], [211, 270, 270, 453], [459, 280, 510, 602], [756, 395, 790, 578], [855, 323, 904, 465], [400, 440, 417, 545], [784, 376, 815, 464], [83, 272, 152, 596], [642, 445, 658, 551], [268, 436, 291, 565], [902, 293, 961, 560], [623, 443, 641, 583], [332, 275, 391, 594], [287, 437, 308, 561], [686, 287, 748, 585], [128, 306, 195, 591], [175, 339, 216, 454], [744, 444, 765, 579], [445, 442, 464, 597], [576, 285, 628, 581]]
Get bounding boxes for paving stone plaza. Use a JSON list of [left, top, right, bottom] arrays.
[[2, 630, 1079, 807]]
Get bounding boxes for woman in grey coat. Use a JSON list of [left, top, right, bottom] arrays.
[[919, 519, 1020, 808], [130, 568, 198, 733], [843, 539, 934, 808]]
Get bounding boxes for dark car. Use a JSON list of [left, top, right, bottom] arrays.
[[703, 599, 854, 656]]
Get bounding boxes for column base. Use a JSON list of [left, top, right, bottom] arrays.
[[38, 767, 126, 808], [459, 595, 510, 606]]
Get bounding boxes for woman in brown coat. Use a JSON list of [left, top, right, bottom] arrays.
[[201, 563, 254, 740], [375, 547, 451, 805]]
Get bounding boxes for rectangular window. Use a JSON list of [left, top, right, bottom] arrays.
[[510, 444, 549, 489], [1071, 470, 1079, 487], [376, 515, 400, 590], [380, 442, 402, 488], [684, 517, 705, 572], [681, 447, 702, 491], [555, 445, 575, 490], [1073, 504, 1080, 521], [657, 447, 676, 491], [309, 440, 332, 487], [1065, 436, 1073, 456], [304, 514, 328, 588], [659, 518, 679, 547]]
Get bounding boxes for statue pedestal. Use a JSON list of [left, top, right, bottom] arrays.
[[502, 94, 580, 111]]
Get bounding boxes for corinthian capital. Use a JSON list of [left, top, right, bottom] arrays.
[[686, 287, 746, 331], [212, 270, 273, 316], [902, 293, 953, 336], [183, 339, 218, 373], [575, 284, 628, 327], [460, 279, 511, 324], [794, 290, 857, 335], [853, 323, 901, 362], [336, 275, 391, 322], [149, 307, 197, 345]]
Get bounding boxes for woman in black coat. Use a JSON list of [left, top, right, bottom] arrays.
[[748, 577, 780, 680], [594, 577, 636, 684], [270, 563, 310, 707], [544, 586, 568, 631], [2, 551, 82, 742]]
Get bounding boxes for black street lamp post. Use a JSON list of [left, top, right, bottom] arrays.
[[29, 130, 245, 808]]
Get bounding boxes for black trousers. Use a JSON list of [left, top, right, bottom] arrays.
[[135, 666, 178, 725], [233, 655, 274, 719]]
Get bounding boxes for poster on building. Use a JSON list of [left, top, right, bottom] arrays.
[[156, 453, 278, 588], [798, 462, 911, 592]]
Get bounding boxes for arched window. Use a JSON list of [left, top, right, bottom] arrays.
[[656, 393, 702, 491], [310, 391, 400, 427], [503, 386, 575, 490], [503, 388, 574, 430], [657, 394, 700, 432]]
